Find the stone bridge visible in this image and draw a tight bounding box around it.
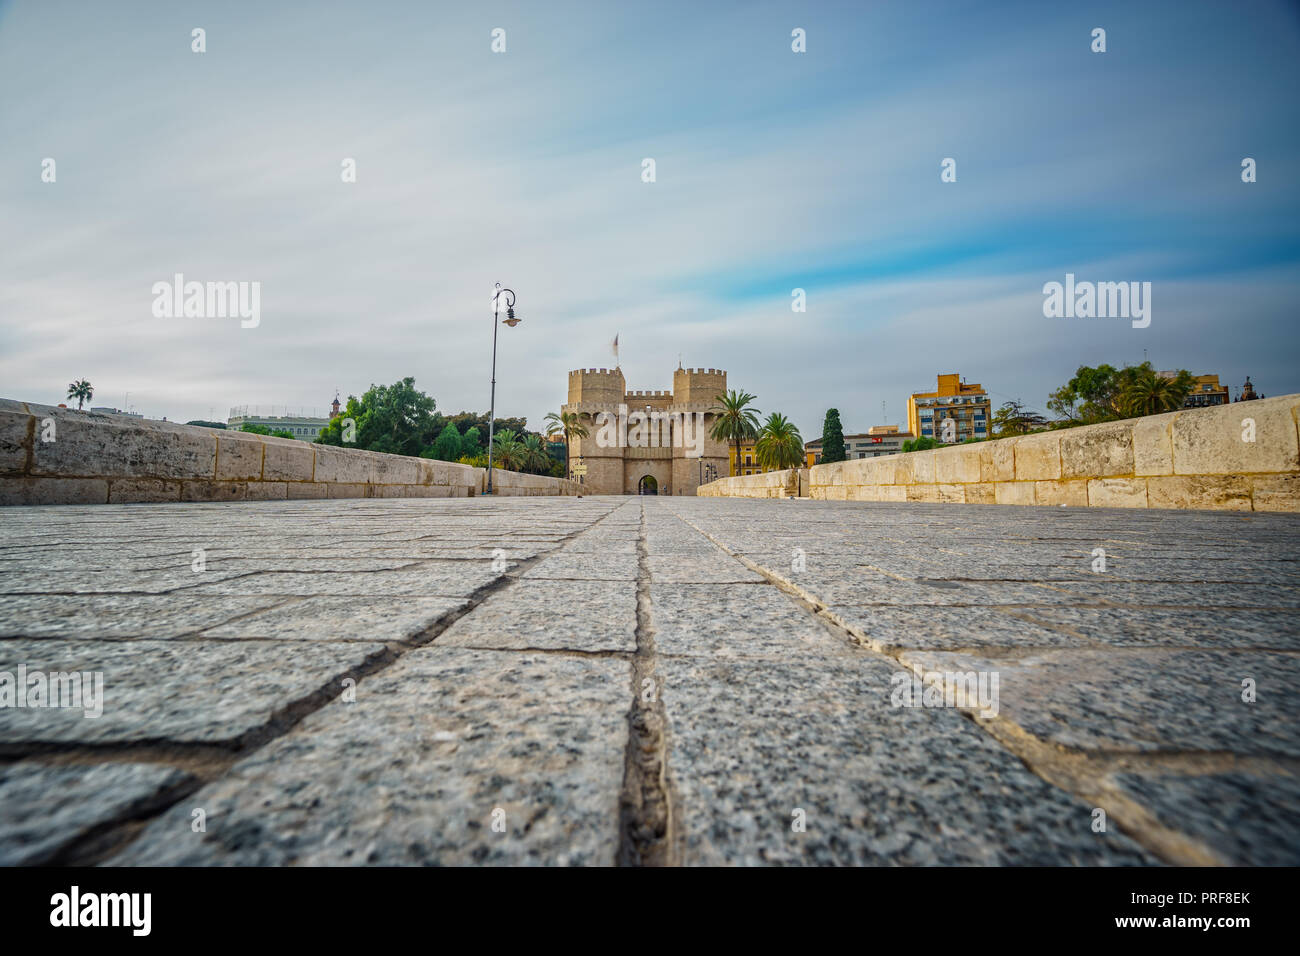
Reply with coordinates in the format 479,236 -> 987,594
0,495 -> 1296,865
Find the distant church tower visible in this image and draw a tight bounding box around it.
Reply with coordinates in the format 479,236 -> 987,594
331,393 -> 341,417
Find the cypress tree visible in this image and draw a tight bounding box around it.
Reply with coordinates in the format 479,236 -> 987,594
821,408 -> 846,463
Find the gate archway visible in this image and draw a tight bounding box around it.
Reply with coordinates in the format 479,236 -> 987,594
637,475 -> 658,495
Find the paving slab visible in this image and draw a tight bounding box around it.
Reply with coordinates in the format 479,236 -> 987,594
437,580 -> 637,652
1109,771 -> 1300,866
198,595 -> 468,643
659,653 -> 1156,866
0,638 -> 387,745
110,648 -> 629,865
0,593 -> 287,639
651,582 -> 849,660
0,761 -> 196,864
903,648 -> 1300,756
184,564 -> 503,597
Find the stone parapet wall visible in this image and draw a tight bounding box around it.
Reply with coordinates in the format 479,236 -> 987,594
697,468 -> 805,498
698,395 -> 1300,511
484,468 -> 584,496
0,399 -> 581,505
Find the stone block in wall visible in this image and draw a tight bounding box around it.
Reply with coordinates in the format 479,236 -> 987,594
1061,421 -> 1133,478
1250,474 -> 1300,512
1013,432 -> 1061,481
896,450 -> 935,484
1132,412 -> 1176,476
215,433 -> 263,481
935,444 -> 981,484
326,483 -> 370,498
1171,396 -> 1299,476
312,445 -> 370,484
369,452 -> 423,486
1087,477 -> 1148,508
1034,480 -> 1088,507
845,484 -> 879,501
182,480 -> 249,502
0,405 -> 32,474
964,482 -> 996,504
245,482 -> 288,500
980,437 -> 1015,483
905,484 -> 939,502
263,438 -> 314,482
286,483 -> 329,499
30,407 -> 216,480
936,483 -> 965,503
0,477 -> 107,506
877,484 -> 907,502
108,479 -> 182,503
994,482 -> 1035,506
1146,475 -> 1251,511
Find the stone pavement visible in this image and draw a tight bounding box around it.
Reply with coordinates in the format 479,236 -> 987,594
0,496 -> 1297,866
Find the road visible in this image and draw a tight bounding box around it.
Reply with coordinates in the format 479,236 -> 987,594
1,496 -> 1297,865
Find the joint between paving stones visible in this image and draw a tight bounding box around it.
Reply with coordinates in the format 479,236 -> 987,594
617,499 -> 677,866
13,501 -> 627,865
662,503 -> 1240,867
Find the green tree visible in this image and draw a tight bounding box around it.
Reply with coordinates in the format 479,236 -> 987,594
519,434 -> 551,474
709,390 -> 762,477
544,410 -> 589,477
316,377 -> 438,456
754,413 -> 805,471
446,412 -> 527,441
1048,362 -> 1194,426
1047,364 -> 1123,425
66,379 -> 93,410
820,408 -> 846,464
1118,365 -> 1194,417
186,420 -> 227,429
461,426 -> 482,452
241,423 -> 295,440
990,401 -> 1049,438
901,436 -> 943,452
425,423 -> 464,462
490,429 -> 525,471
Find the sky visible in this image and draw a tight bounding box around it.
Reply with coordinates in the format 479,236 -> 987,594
2,0 -> 1298,436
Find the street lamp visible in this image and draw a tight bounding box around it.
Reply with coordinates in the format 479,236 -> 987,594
485,283 -> 520,495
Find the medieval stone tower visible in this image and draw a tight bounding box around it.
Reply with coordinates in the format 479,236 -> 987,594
562,366 -> 731,495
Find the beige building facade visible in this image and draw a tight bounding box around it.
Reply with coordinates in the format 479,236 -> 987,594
562,366 -> 731,495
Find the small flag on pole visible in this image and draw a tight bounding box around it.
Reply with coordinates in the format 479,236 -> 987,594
611,333 -> 620,367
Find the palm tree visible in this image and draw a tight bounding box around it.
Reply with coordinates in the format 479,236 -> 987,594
543,410 -> 589,477
491,429 -> 525,472
709,390 -> 761,477
519,434 -> 551,474
755,412 -> 804,472
67,379 -> 93,410
1119,366 -> 1192,418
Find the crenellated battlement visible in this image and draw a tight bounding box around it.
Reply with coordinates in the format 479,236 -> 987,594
561,362 -> 730,493
673,366 -> 727,404
567,367 -> 626,404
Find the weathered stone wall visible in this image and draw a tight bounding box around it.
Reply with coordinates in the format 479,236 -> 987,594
484,467 -> 584,497
699,394 -> 1300,512
0,399 -> 582,505
697,467 -> 805,499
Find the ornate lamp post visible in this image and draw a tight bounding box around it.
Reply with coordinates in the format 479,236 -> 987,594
485,283 -> 520,495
